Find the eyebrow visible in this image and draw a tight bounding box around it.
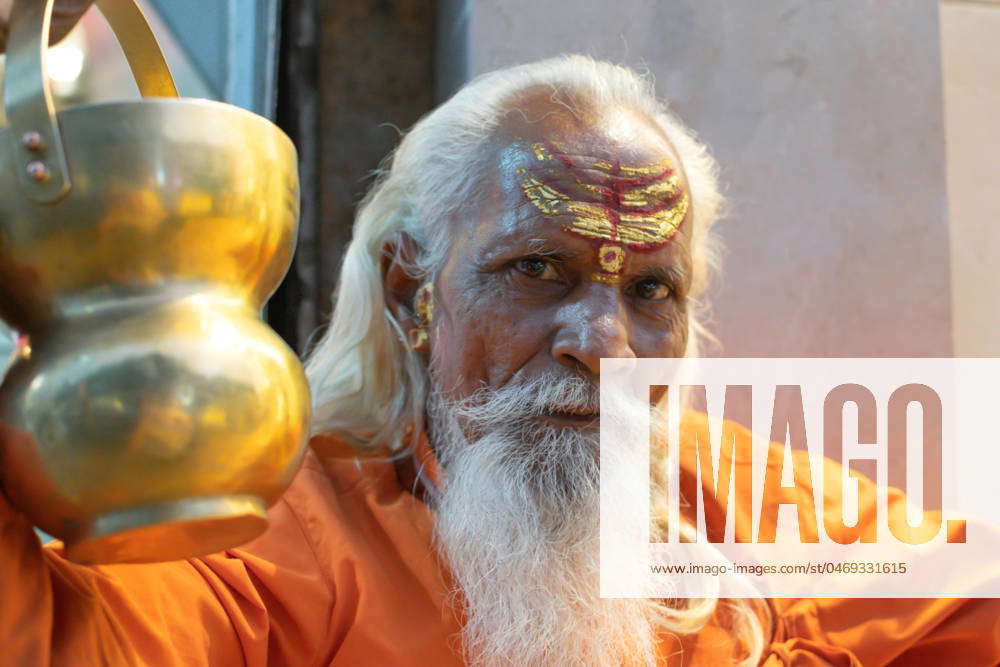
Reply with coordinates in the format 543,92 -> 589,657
639,262 -> 690,288
523,237 -> 588,260
473,232 -> 589,266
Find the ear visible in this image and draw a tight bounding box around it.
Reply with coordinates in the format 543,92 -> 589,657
381,231 -> 425,346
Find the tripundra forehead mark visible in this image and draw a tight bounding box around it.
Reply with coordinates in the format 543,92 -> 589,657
515,141 -> 689,283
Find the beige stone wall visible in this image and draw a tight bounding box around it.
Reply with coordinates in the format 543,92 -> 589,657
446,0 -> 955,357
941,0 -> 1000,355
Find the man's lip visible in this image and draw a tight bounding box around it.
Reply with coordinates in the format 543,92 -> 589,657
539,410 -> 600,426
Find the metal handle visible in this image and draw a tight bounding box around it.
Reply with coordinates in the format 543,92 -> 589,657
4,0 -> 179,204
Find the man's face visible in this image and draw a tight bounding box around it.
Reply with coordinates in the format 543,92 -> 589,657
427,102 -> 693,425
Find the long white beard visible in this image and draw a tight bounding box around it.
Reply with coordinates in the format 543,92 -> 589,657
427,372 -> 664,666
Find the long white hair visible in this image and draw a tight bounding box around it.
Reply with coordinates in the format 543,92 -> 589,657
305,55 -> 724,453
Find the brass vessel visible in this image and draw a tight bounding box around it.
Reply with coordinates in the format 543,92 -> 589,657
0,0 -> 310,564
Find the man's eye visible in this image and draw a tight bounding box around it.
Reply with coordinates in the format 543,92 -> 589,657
635,279 -> 671,301
514,257 -> 560,281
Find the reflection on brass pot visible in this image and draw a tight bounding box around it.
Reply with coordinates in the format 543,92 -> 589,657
0,0 -> 310,564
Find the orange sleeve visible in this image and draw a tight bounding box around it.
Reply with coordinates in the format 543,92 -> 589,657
764,449 -> 1000,666
0,484 -> 336,666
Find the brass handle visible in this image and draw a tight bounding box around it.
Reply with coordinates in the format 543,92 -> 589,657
4,0 -> 178,205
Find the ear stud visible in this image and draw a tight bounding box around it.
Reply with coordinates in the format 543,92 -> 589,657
408,282 -> 434,350
415,282 -> 434,325
408,327 -> 428,350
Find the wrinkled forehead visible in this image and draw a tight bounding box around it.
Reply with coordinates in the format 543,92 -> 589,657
480,96 -> 690,224
470,94 -> 692,258
490,91 -> 683,176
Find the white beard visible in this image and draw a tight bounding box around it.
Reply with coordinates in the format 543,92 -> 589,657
427,372 -> 665,666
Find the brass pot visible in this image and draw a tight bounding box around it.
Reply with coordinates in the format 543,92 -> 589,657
0,0 -> 310,564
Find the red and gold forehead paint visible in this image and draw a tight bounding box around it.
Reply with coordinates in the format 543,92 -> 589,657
516,141 -> 689,282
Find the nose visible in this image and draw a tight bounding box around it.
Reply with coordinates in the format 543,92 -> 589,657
551,285 -> 635,375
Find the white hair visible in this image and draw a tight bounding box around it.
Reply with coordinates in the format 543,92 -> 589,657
305,55 -> 724,453
429,372 -> 766,666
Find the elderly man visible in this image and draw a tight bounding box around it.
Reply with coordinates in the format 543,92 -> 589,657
1,4 -> 999,662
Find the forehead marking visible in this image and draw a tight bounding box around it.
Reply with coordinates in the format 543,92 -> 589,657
516,142 -> 689,282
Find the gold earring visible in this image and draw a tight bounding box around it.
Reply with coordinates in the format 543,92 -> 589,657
414,282 -> 434,325
408,327 -> 428,350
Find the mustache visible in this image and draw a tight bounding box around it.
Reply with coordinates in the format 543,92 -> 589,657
447,372 -> 601,427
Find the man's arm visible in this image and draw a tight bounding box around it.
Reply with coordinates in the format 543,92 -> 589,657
0,487 -> 245,664
0,472 -> 335,664
765,446 -> 1000,666
683,414 -> 1000,665
0,0 -> 94,53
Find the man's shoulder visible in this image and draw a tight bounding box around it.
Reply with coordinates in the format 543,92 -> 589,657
300,431 -> 402,496
277,435 -> 394,522
227,436 -> 403,582
245,432 -> 440,607
263,432 -> 431,555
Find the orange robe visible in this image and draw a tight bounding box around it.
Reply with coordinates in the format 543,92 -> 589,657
1,413 -> 998,665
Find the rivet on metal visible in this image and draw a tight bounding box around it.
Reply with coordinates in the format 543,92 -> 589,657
26,160 -> 50,182
21,131 -> 44,151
